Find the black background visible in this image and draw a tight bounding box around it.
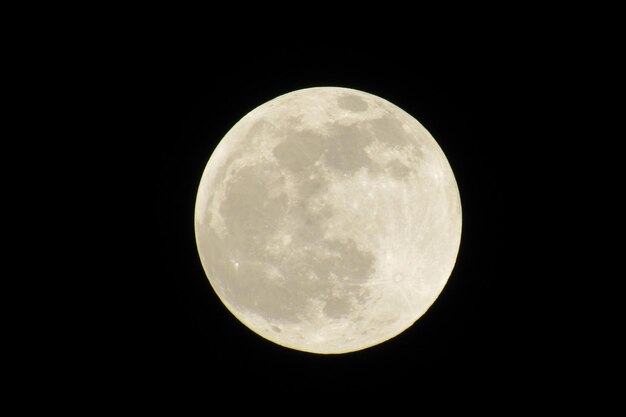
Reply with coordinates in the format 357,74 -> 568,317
79,19 -> 582,402
6,5 -> 616,410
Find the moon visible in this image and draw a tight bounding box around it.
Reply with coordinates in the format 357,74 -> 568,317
194,87 -> 461,354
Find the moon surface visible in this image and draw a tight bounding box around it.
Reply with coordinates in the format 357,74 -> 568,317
194,87 -> 461,354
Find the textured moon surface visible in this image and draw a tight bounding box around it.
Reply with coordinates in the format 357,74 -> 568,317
194,87 -> 461,354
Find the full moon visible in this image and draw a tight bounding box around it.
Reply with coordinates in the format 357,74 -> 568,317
194,87 -> 461,354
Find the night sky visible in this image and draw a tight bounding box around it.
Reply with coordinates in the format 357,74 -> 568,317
79,23 -> 577,401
